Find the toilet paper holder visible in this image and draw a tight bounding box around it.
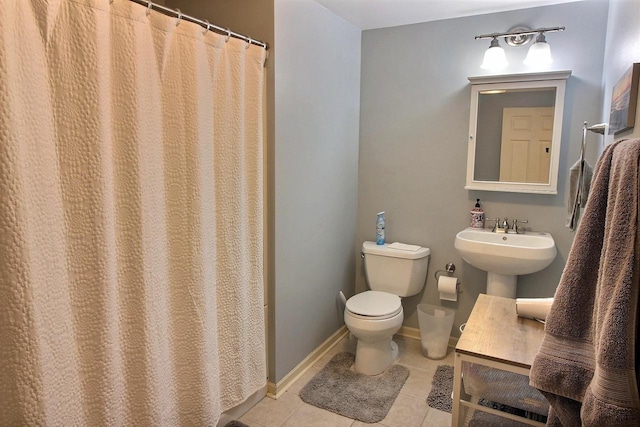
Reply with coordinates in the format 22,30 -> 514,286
434,263 -> 462,293
434,262 -> 456,280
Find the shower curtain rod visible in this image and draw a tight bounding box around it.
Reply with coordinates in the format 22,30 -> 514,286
126,0 -> 268,49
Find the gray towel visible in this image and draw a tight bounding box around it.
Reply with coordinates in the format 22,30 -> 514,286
530,139 -> 640,426
566,159 -> 593,231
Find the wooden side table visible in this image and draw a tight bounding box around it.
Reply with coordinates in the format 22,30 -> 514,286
452,294 -> 547,426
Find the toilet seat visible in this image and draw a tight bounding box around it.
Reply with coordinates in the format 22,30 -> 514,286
345,291 -> 402,320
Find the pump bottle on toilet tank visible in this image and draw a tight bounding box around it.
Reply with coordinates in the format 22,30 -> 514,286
376,211 -> 386,245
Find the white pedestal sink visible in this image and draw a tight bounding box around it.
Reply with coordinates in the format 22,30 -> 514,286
454,227 -> 557,298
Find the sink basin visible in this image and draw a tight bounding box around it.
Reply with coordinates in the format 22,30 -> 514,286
455,227 -> 557,297
455,228 -> 557,275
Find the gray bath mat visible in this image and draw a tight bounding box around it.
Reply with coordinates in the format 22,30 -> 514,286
299,352 -> 409,423
426,365 -> 454,413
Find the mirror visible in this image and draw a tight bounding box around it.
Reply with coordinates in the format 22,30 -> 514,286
466,71 -> 571,194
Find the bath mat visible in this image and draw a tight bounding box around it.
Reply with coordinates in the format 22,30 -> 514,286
299,352 -> 409,423
426,365 -> 454,413
468,410 -> 531,427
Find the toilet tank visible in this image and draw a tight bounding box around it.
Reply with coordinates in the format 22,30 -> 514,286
362,241 -> 430,297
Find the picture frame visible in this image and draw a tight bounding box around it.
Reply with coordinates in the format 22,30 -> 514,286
609,63 -> 640,135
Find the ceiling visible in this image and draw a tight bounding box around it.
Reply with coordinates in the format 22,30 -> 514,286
313,0 -> 584,30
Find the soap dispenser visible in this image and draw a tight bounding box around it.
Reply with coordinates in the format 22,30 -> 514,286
376,211 -> 386,245
470,199 -> 485,229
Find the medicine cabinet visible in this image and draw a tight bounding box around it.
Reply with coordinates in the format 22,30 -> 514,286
466,71 -> 571,194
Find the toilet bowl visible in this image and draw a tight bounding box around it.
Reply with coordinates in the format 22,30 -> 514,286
344,290 -> 404,375
344,242 -> 430,375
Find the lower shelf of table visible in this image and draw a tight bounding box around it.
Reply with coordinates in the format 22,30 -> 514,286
452,352 -> 548,427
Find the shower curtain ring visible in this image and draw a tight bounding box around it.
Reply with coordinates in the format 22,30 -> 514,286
225,29 -> 231,43
145,1 -> 153,17
202,20 -> 210,36
246,36 -> 252,49
175,9 -> 182,26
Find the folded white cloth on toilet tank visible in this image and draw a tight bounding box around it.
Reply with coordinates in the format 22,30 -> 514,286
388,242 -> 420,251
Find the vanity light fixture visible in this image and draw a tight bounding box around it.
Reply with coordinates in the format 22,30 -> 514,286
476,26 -> 565,69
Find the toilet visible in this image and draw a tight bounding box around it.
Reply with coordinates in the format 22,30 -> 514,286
344,241 -> 430,375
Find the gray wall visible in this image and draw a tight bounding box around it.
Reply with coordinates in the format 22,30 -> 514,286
357,0 -> 609,336
273,0 -> 361,382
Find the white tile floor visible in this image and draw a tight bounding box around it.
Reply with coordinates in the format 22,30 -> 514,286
240,334 -> 454,427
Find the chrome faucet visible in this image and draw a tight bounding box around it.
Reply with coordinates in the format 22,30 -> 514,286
490,217 -> 508,233
490,217 -> 529,233
492,218 -> 508,233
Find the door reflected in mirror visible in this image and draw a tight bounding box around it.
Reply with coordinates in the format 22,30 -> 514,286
466,72 -> 571,194
474,88 -> 556,183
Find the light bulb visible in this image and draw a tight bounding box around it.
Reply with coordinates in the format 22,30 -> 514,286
524,33 -> 553,66
481,38 -> 508,70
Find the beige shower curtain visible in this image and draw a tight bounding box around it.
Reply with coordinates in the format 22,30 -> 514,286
0,0 -> 266,425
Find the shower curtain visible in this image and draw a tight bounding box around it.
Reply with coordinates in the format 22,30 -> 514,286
0,0 -> 266,425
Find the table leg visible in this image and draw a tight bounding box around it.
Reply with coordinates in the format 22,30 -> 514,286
452,352 -> 463,426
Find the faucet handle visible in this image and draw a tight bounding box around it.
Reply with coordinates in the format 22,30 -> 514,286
513,219 -> 529,234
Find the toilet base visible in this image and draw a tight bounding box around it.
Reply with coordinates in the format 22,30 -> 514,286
354,338 -> 399,375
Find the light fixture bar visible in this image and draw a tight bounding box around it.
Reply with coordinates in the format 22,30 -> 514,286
475,26 -> 565,41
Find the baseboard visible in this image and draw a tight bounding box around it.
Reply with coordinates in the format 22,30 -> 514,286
397,325 -> 459,349
267,326 -> 349,399
397,325 -> 421,340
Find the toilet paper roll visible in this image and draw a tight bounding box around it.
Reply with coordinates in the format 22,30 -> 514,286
438,276 -> 458,301
516,297 -> 553,320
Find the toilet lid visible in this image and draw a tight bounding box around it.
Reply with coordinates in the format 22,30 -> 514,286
346,291 -> 401,317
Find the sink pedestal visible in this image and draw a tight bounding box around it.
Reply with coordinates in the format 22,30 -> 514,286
486,272 -> 517,298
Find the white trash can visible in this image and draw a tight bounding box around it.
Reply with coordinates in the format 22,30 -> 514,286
417,304 -> 455,359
